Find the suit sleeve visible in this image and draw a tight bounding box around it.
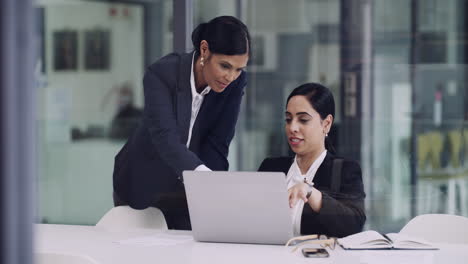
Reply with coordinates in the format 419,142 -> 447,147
199,72 -> 247,171
143,69 -> 203,177
258,158 -> 271,172
302,160 -> 366,237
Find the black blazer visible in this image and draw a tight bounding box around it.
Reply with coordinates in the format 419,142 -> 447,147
258,152 -> 366,238
113,52 -> 246,209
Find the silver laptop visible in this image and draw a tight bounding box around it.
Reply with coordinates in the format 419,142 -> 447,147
182,171 -> 294,245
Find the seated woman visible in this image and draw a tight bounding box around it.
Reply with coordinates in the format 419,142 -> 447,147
258,83 -> 366,238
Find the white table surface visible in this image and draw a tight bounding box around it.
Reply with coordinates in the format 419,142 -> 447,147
35,224 -> 468,264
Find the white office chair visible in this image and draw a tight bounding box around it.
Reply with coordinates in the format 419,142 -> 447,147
35,252 -> 99,264
96,205 -> 168,230
400,214 -> 468,244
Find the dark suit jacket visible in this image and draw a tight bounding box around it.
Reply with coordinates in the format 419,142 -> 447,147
113,52 -> 246,209
258,153 -> 366,238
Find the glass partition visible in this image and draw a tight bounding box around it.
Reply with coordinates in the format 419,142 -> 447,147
36,0 -> 173,225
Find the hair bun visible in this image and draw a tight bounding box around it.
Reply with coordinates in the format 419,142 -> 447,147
191,16 -> 250,56
191,23 -> 207,47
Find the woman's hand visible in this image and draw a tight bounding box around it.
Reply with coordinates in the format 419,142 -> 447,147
288,183 -> 323,212
288,182 -> 309,208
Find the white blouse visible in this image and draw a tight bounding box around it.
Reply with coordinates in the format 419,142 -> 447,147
187,53 -> 211,147
188,53 -> 211,171
286,150 -> 327,236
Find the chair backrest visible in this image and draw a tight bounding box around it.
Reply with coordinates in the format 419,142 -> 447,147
35,253 -> 99,264
96,205 -> 168,230
400,214 -> 468,244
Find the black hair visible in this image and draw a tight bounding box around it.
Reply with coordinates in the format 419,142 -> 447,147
191,16 -> 251,57
286,83 -> 336,153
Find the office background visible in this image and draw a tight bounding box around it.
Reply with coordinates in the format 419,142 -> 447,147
33,0 -> 468,235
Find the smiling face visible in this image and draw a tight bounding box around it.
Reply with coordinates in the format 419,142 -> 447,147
285,95 -> 332,159
196,40 -> 249,93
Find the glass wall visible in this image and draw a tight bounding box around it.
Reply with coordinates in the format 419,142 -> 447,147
412,0 -> 467,219
36,0 -> 172,225
370,0 -> 468,232
370,0 -> 414,231
239,0 -> 342,171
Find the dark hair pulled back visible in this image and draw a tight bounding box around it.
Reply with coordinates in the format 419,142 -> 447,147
286,83 -> 336,153
191,16 -> 251,57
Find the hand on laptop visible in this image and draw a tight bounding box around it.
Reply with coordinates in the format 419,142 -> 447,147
288,183 -> 309,208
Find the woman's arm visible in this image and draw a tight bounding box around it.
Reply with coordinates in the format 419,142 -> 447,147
143,67 -> 203,177
198,72 -> 246,171
302,160 -> 366,237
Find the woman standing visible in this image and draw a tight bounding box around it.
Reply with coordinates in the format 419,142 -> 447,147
113,16 -> 250,230
259,83 -> 366,237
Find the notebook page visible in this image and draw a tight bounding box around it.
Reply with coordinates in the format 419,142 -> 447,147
338,230 -> 391,249
386,233 -> 437,249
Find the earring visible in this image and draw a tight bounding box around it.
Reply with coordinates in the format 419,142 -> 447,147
326,133 -> 328,137
200,57 -> 204,66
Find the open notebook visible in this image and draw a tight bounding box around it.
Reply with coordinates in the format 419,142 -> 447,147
337,231 -> 438,250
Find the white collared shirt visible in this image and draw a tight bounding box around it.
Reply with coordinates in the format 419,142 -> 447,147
286,150 -> 327,236
188,53 -> 212,171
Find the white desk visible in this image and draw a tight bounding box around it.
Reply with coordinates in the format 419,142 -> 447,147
35,224 -> 468,264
